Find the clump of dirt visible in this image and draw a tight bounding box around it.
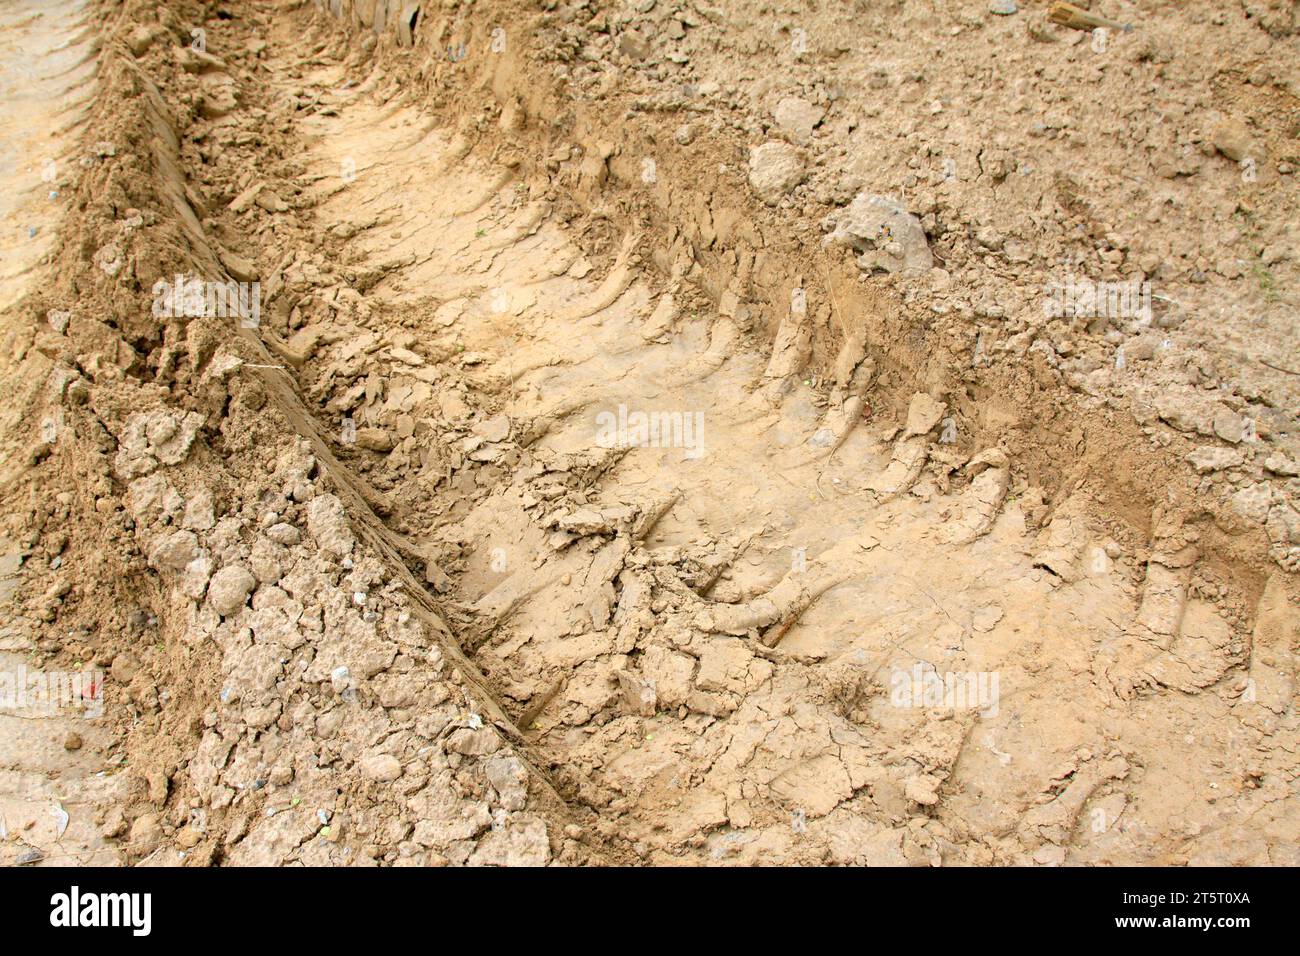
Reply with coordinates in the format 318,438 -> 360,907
0,0 -> 1296,867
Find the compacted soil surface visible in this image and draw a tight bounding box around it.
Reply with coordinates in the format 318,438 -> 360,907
0,0 -> 1295,866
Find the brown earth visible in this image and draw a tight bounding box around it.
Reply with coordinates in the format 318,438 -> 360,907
0,0 -> 1296,867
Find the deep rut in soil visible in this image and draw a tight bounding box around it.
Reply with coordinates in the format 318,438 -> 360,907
229,10 -> 1294,864
3,0 -> 1295,869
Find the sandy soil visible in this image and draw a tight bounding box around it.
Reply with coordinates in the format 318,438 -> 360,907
0,0 -> 1295,867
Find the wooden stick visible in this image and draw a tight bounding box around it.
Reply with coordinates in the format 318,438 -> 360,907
1048,2 -> 1133,33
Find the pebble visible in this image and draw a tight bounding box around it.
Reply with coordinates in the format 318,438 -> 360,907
207,564 -> 257,617
747,142 -> 806,205
360,753 -> 402,782
1211,118 -> 1254,163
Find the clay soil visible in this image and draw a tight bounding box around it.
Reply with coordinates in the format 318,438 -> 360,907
0,0 -> 1296,867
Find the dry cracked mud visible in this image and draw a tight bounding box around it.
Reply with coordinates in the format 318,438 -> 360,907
0,0 -> 1296,868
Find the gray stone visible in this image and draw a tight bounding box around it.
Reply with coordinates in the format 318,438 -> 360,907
823,192 -> 933,275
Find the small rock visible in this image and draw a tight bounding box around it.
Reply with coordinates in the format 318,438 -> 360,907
972,605 -> 1004,632
219,249 -> 259,283
555,509 -> 612,535
63,732 -> 83,751
182,491 -> 216,532
129,813 -> 163,846
388,346 -> 424,366
617,31 -> 649,60
472,414 -> 511,443
199,89 -> 239,120
355,427 -> 393,452
306,494 -> 356,557
616,670 -> 657,716
904,775 -> 940,806
111,652 -> 141,682
1156,394 -> 1214,436
484,755 -> 528,812
446,727 -> 501,756
1230,483 -> 1273,523
179,47 -> 228,74
1211,118 -> 1255,163
359,752 -> 402,782
228,183 -> 264,214
264,522 -> 301,546
148,530 -> 200,573
823,192 -> 934,275
904,393 -> 947,437
807,427 -> 835,448
1264,453 -> 1299,477
126,26 -> 154,57
207,564 -> 256,617
773,97 -> 826,145
1186,446 -> 1243,474
255,189 -> 289,213
747,142 -> 806,205
1213,408 -> 1246,445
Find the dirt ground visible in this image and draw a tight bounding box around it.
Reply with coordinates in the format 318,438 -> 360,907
0,0 -> 1296,867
